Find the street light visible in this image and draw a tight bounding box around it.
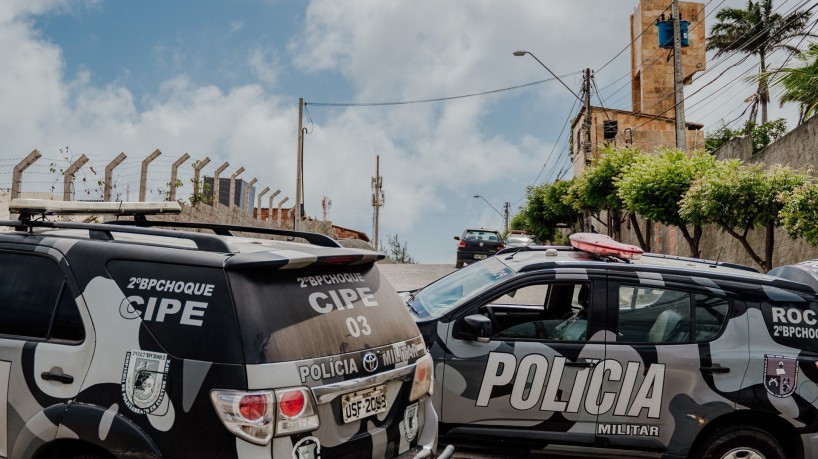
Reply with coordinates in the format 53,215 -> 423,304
513,50 -> 583,103
473,195 -> 509,234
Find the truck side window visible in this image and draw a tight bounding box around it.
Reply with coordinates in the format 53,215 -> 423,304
0,253 -> 64,339
49,286 -> 85,342
490,283 -> 590,341
618,285 -> 729,343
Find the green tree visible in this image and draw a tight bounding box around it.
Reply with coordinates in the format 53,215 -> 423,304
570,147 -> 643,241
520,184 -> 559,243
381,234 -> 416,264
618,149 -> 718,258
707,0 -> 815,123
516,180 -> 580,244
781,181 -> 818,245
704,118 -> 788,153
770,43 -> 818,124
680,162 -> 809,271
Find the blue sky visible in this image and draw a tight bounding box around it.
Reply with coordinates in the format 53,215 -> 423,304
0,0 -> 801,263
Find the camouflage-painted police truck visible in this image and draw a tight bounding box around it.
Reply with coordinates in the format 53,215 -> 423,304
0,199 -> 446,459
406,233 -> 818,459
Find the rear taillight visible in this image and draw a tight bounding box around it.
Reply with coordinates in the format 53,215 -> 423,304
240,394 -> 268,421
210,390 -> 275,445
410,354 -> 434,401
211,387 -> 319,444
497,243 -> 505,251
458,240 -> 466,248
274,387 -> 319,436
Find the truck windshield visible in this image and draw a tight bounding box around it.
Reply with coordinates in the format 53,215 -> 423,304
410,257 -> 515,319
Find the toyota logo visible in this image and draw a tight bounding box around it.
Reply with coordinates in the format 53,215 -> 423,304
362,352 -> 379,373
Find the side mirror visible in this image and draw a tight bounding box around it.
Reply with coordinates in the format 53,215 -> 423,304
462,314 -> 492,343
454,236 -> 461,241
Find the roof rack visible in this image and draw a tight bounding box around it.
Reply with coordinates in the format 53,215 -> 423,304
3,199 -> 342,251
641,253 -> 758,273
106,220 -> 341,248
0,219 -> 235,252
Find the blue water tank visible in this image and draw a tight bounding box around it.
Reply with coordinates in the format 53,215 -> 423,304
656,20 -> 689,48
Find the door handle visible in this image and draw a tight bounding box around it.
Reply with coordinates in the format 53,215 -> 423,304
700,366 -> 730,374
41,371 -> 74,384
565,360 -> 595,368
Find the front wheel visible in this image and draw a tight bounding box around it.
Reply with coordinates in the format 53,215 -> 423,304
694,425 -> 785,459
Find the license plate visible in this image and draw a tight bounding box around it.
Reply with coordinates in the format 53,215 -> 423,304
341,385 -> 388,423
474,254 -> 488,260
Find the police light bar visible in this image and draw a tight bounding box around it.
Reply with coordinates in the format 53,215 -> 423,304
10,199 -> 182,216
569,233 -> 643,260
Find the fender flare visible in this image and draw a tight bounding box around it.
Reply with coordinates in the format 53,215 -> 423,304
54,403 -> 161,457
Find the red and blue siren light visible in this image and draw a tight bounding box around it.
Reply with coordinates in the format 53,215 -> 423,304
569,233 -> 644,260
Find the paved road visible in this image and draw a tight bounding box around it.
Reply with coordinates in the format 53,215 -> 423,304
377,263 -> 456,292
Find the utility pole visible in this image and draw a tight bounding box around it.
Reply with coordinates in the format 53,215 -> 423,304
583,68 -> 593,233
583,68 -> 592,162
503,201 -> 510,235
371,156 -> 384,252
322,195 -> 332,222
671,0 -> 687,150
295,97 -> 304,231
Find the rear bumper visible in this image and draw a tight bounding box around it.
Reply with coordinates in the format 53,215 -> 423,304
456,251 -> 493,262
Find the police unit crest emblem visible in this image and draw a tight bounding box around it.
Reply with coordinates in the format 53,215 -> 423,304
403,402 -> 419,442
764,355 -> 797,398
121,350 -> 170,414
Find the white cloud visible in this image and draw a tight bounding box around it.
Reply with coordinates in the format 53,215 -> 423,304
228,20 -> 244,37
0,0 -> 797,263
248,47 -> 279,86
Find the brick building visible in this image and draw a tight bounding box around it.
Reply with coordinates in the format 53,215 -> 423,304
572,0 -> 707,175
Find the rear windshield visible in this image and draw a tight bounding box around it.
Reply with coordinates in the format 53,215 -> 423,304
228,263 -> 419,363
464,230 -> 500,241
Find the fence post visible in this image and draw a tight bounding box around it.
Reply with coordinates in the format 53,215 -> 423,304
244,178 -> 257,215
139,149 -> 161,202
268,189 -> 281,221
104,152 -> 127,201
277,196 -> 289,226
228,167 -> 245,210
169,153 -> 190,202
192,157 -> 211,204
63,154 -> 89,201
212,162 -> 229,206
11,150 -> 41,199
256,186 -> 270,220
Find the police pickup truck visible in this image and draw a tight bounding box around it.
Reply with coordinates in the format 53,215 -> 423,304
406,232 -> 818,459
0,199 -> 449,459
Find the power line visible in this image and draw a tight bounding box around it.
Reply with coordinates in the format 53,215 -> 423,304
307,72 -> 583,108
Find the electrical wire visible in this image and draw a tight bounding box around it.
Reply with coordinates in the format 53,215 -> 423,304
306,72 -> 583,108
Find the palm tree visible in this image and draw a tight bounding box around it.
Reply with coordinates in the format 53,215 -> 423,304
771,43 -> 818,124
707,0 -> 815,124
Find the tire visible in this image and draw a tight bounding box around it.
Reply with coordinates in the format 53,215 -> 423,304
694,425 -> 785,459
455,260 -> 464,268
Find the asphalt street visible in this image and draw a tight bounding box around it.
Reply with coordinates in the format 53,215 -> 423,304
377,263 -> 456,292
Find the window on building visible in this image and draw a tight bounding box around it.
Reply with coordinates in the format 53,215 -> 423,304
603,120 -> 618,140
